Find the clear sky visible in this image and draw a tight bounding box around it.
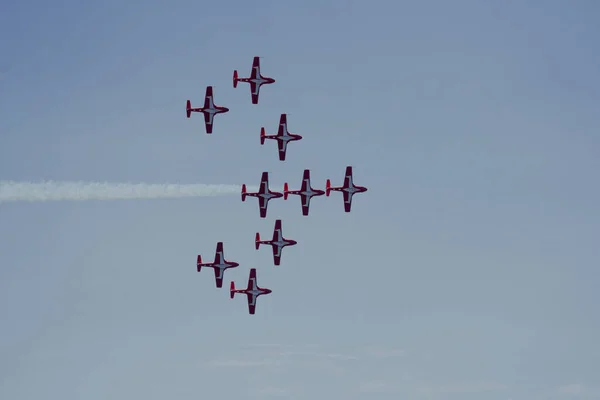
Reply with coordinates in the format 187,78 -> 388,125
1,0 -> 600,399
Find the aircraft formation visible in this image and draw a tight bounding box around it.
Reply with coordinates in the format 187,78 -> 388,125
188,57 -> 368,314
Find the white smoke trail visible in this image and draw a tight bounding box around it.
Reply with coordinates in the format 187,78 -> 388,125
0,181 -> 259,203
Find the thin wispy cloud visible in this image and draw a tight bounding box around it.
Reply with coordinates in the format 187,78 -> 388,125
205,344 -> 514,398
558,383 -> 600,396
205,357 -> 282,368
241,343 -> 404,361
254,386 -> 288,397
202,342 -> 365,384
416,381 -> 508,395
362,345 -> 406,358
359,380 -> 404,393
560,384 -> 585,396
236,343 -> 360,361
242,343 -> 296,349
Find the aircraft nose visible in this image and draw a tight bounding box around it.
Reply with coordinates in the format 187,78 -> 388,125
223,107 -> 230,112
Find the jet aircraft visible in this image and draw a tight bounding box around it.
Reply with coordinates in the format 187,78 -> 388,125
260,113 -> 302,161
255,219 -> 297,266
241,172 -> 283,218
186,86 -> 229,134
233,56 -> 275,104
283,169 -> 325,216
326,166 -> 368,212
230,268 -> 272,315
197,242 -> 239,288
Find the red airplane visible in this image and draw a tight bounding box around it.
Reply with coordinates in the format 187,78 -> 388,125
283,169 -> 325,216
196,242 -> 239,288
233,56 -> 275,104
261,113 -> 303,161
326,166 -> 368,212
186,86 -> 229,134
230,268 -> 272,315
255,219 -> 297,266
241,171 -> 283,218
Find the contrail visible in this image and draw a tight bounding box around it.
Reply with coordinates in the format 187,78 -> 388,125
0,181 -> 259,203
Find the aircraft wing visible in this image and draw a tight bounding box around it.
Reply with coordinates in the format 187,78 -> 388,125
343,191 -> 352,213
249,57 -> 261,104
204,86 -> 213,108
259,196 -> 268,218
271,220 -> 282,265
275,115 -> 289,160
277,114 -> 287,136
246,268 -> 258,314
246,293 -> 257,314
203,112 -> 213,134
250,57 -> 260,79
277,139 -> 288,161
247,268 -> 258,290
301,169 -> 310,191
215,242 -> 224,264
250,83 -> 259,104
258,172 -> 269,218
202,86 -> 215,133
300,170 -> 312,215
272,219 -> 282,241
343,166 -> 353,189
301,195 -> 311,216
259,172 -> 269,194
271,244 -> 282,266
213,267 -> 224,288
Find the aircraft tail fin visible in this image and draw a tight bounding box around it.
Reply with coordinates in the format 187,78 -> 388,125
283,182 -> 289,200
326,179 -> 331,196
260,127 -> 266,145
197,255 -> 202,271
233,70 -> 239,88
186,100 -> 192,118
241,184 -> 247,201
230,281 -> 235,299
255,232 -> 260,249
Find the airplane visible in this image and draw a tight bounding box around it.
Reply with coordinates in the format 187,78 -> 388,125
233,56 -> 275,104
255,219 -> 297,266
326,166 -> 368,212
241,171 -> 283,218
261,113 -> 303,161
186,86 -> 229,134
230,268 -> 272,315
283,169 -> 325,216
196,242 -> 239,288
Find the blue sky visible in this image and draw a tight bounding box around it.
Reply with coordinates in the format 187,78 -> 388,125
1,0 -> 600,398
